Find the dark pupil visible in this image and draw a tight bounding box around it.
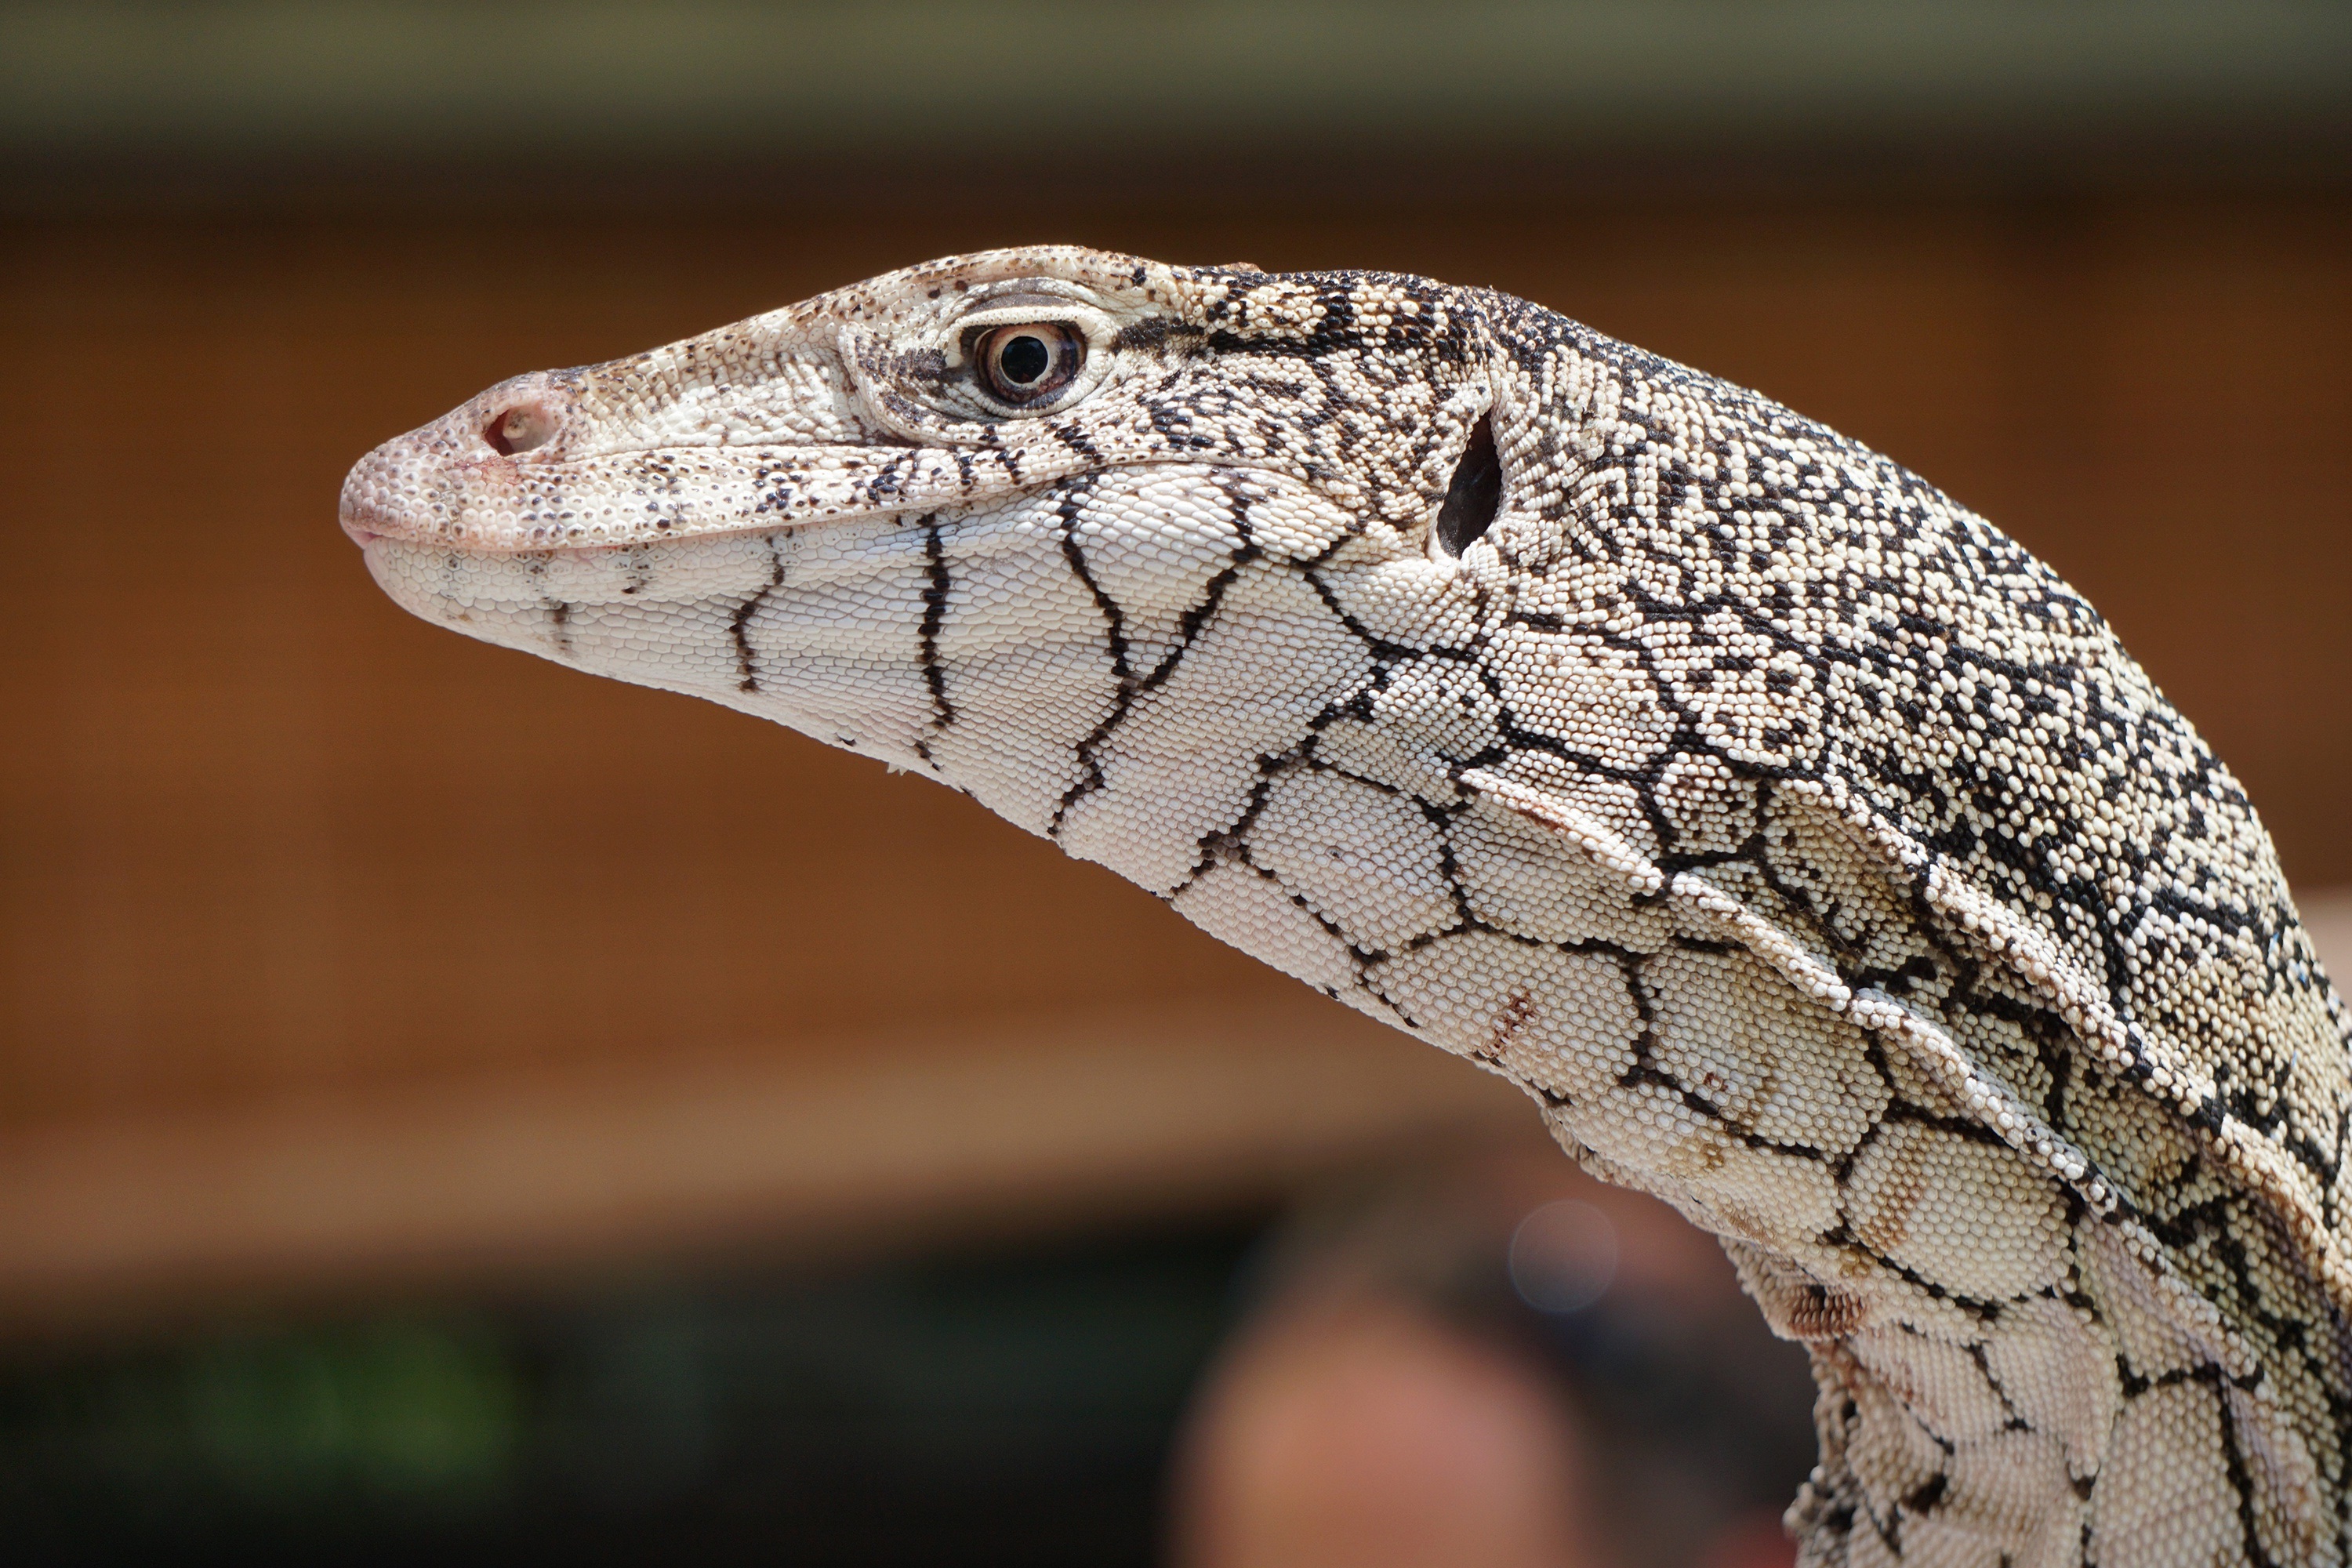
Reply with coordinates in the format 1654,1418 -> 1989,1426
998,333 -> 1051,386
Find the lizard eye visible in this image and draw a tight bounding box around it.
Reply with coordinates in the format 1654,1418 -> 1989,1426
975,322 -> 1083,405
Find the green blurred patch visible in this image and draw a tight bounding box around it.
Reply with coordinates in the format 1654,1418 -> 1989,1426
15,1317 -> 518,1510
187,1319 -> 519,1500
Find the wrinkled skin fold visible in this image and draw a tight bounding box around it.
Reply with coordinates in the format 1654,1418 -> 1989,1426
344,247 -> 2352,1566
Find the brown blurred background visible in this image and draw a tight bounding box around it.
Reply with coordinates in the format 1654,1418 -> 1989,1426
2,3 -> 2348,1564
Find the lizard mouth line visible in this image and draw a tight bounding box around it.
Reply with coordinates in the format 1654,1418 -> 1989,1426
342,497 -> 873,558
338,453 -> 1319,557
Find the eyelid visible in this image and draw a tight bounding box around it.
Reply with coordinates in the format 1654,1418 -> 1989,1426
956,305 -> 1097,332
964,289 -> 1073,313
949,307 -> 1102,368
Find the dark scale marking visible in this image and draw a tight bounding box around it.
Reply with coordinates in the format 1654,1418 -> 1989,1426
1048,478 -> 1264,837
619,546 -> 653,597
729,535 -> 789,693
913,514 -> 956,764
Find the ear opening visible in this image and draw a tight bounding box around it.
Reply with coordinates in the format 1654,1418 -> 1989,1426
1435,413 -> 1501,557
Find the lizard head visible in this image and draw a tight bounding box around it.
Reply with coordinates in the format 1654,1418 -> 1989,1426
342,245 -> 1520,890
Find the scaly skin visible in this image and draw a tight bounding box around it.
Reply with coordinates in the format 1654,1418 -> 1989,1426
343,247 -> 2352,1566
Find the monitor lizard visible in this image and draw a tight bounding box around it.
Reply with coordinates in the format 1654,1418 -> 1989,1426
341,246 -> 2352,1566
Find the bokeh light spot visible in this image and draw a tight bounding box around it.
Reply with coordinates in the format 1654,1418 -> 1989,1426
1506,1200 -> 1618,1314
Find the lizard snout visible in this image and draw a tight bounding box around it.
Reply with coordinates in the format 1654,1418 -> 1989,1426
339,372 -> 576,549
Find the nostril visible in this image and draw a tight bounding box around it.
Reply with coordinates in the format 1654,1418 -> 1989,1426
485,402 -> 557,456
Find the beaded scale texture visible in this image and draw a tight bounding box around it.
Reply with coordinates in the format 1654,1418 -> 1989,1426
343,248 -> 2351,1566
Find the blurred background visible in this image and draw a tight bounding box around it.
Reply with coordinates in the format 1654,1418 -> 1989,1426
2,2 -> 2348,1563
